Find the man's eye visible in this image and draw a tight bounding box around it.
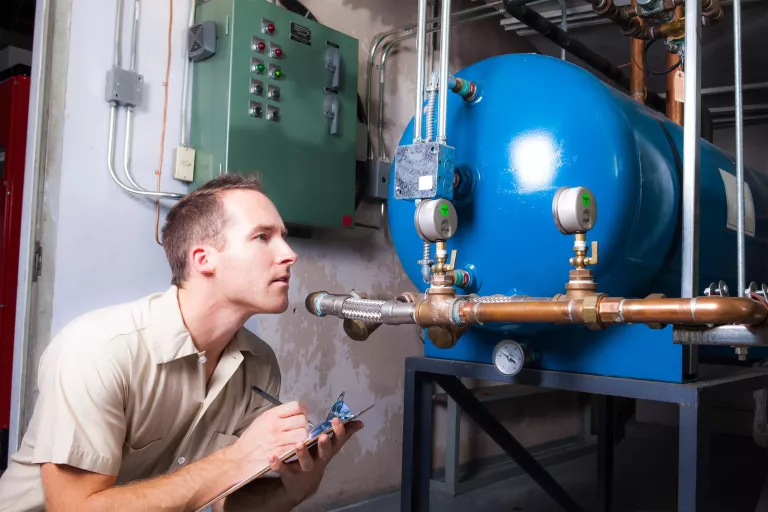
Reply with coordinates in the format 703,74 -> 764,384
255,233 -> 268,241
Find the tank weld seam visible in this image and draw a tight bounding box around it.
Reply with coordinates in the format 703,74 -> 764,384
617,299 -> 626,323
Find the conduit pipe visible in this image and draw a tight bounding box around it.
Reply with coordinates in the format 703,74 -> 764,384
376,9 -> 501,159
365,1 -> 502,158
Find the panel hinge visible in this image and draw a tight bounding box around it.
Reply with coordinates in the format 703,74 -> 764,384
32,242 -> 43,282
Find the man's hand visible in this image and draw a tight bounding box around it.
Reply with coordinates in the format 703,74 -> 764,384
267,417 -> 365,506
229,401 -> 311,477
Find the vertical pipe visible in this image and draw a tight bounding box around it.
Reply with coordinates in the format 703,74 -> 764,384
437,0 -> 452,144
629,0 -> 645,104
666,7 -> 684,126
129,0 -> 140,72
681,0 -> 702,300
115,0 -> 124,68
414,0 -> 428,143
558,0 -> 567,61
734,0 -> 745,297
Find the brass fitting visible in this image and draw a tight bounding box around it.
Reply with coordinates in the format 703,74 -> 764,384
569,233 -> 599,269
415,288 -> 458,327
427,325 -> 466,349
431,241 -> 457,276
343,319 -> 382,341
565,233 -> 599,299
582,294 -> 605,330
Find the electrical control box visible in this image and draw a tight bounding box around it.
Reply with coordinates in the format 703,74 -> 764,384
189,0 -> 359,230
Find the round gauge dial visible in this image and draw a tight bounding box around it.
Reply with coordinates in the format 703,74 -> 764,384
492,340 -> 526,376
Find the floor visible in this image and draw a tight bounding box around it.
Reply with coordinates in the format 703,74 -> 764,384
329,421 -> 768,512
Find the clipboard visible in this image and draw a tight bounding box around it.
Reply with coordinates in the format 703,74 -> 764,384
195,396 -> 374,512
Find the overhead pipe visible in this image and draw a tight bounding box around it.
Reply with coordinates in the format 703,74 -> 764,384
501,0 -> 667,113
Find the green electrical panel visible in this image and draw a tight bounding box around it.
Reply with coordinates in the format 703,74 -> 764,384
190,0 -> 359,230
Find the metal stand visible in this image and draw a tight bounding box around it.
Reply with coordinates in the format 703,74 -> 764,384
400,356 -> 768,512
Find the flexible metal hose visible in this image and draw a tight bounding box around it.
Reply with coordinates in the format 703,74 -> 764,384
425,70 -> 439,142
341,298 -> 387,322
421,242 -> 432,283
466,295 -> 552,303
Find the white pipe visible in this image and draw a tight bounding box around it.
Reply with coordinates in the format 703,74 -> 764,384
414,0 -> 428,143
681,0 -> 702,300
437,0 -> 452,144
734,0 -> 745,296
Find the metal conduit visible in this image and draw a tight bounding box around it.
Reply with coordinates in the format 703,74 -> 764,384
376,9 -> 502,159
365,1 -> 503,159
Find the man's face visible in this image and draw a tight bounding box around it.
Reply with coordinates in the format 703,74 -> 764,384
210,189 -> 297,314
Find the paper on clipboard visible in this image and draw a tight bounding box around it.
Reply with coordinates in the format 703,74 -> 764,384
195,397 -> 374,512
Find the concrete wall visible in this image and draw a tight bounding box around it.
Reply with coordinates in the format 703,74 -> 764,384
17,0 -> 581,508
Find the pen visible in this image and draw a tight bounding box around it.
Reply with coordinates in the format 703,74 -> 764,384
251,385 -> 315,429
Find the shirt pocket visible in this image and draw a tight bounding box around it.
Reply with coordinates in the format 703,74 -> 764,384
203,432 -> 239,458
117,438 -> 165,484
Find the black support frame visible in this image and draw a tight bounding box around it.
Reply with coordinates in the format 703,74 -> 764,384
400,357 -> 768,512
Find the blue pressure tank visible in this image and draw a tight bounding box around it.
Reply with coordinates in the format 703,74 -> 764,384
387,53 -> 768,382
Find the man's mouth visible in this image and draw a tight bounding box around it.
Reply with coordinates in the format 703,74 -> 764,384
272,275 -> 290,284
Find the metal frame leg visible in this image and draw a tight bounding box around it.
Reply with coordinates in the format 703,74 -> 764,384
678,397 -> 710,512
596,396 -> 615,512
444,396 -> 461,494
433,374 -> 583,512
401,368 -> 434,512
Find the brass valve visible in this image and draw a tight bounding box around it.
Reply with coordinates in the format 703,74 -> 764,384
432,240 -> 458,275
569,233 -> 599,270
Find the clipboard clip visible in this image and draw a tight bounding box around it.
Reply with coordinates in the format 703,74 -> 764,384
307,391 -> 359,439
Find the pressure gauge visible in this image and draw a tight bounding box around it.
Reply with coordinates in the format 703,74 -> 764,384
492,340 -> 528,376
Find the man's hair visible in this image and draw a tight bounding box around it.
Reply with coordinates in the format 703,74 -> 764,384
161,173 -> 265,287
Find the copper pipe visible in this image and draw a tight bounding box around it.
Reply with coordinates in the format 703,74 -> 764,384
629,0 -> 645,103
615,297 -> 767,325
457,296 -> 767,328
666,6 -> 684,125
459,300 -> 578,325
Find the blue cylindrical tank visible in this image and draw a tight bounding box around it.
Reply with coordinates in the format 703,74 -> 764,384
388,54 -> 768,336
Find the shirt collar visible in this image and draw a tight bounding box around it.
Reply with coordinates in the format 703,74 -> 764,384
147,286 -> 262,364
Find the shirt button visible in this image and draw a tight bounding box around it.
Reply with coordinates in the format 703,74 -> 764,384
178,456 -> 186,465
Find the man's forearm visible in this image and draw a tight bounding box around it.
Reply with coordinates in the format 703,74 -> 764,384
80,447 -> 249,512
221,478 -> 298,512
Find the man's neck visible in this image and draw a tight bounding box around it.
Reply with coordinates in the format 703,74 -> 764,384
176,284 -> 250,356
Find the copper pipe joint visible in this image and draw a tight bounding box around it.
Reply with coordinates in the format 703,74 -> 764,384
415,290 -> 459,327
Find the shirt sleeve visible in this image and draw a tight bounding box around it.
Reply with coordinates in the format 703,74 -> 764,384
31,335 -> 128,476
233,349 -> 281,438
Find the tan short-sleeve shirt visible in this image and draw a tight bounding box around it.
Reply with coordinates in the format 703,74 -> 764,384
0,286 -> 281,512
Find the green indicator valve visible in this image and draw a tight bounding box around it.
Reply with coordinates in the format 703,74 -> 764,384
440,204 -> 450,217
256,63 -> 265,73
582,194 -> 590,207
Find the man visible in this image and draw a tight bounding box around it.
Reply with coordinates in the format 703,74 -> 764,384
0,174 -> 363,511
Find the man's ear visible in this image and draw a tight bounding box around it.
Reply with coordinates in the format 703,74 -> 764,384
189,245 -> 216,277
